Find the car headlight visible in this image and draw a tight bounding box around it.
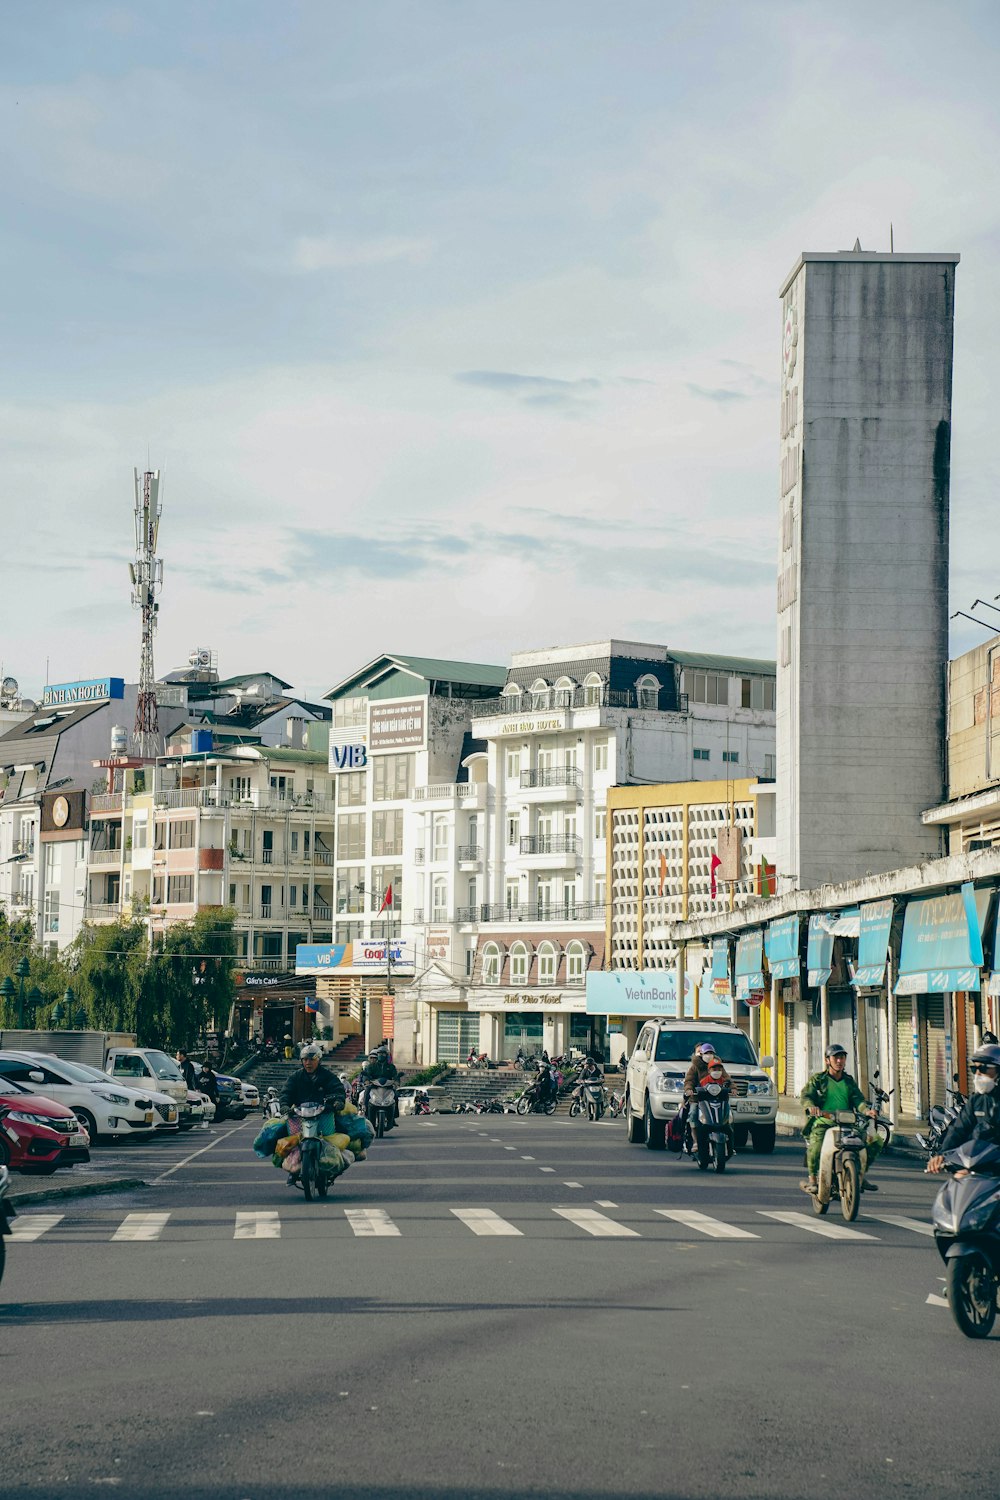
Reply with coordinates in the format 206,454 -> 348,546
96,1091 -> 130,1105
749,1079 -> 774,1096
8,1110 -> 59,1128
652,1072 -> 683,1092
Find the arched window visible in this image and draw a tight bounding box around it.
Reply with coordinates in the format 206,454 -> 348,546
537,941 -> 558,987
554,675 -> 575,708
482,942 -> 501,985
431,876 -> 448,922
583,672 -> 603,707
530,678 -> 550,710
509,941 -> 530,985
566,940 -> 588,986
637,674 -> 660,711
502,681 -> 521,702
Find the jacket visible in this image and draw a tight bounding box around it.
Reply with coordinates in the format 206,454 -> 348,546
281,1065 -> 348,1113
683,1057 -> 714,1099
799,1069 -> 866,1135
178,1057 -> 197,1090
939,1089 -> 1000,1153
361,1052 -> 399,1084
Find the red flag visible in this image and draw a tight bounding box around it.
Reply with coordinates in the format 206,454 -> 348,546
710,854 -> 722,901
377,885 -> 393,914
757,859 -> 775,898
658,852 -> 668,896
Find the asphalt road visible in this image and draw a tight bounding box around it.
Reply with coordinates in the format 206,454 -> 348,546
2,1111 -> 995,1500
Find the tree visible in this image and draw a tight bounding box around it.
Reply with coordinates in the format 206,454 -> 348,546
0,905 -> 74,1027
71,919 -> 147,1034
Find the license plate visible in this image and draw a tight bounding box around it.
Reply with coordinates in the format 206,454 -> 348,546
167,1108 -> 177,1122
144,1111 -> 154,1124
732,1101 -> 753,1113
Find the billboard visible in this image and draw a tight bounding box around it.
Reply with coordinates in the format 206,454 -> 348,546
369,698 -> 426,752
43,677 -> 124,707
295,940 -> 415,976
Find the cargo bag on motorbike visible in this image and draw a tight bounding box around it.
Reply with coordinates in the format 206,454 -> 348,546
667,1112 -> 685,1153
319,1138 -> 353,1177
339,1113 -> 374,1151
253,1117 -> 289,1158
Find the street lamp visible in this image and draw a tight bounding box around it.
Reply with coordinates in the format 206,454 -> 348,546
64,986 -> 76,1029
27,986 -> 43,1026
50,1002 -> 65,1028
0,976 -> 14,1021
15,955 -> 30,1027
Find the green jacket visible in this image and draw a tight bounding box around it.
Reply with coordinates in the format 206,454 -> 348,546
800,1068 -> 866,1134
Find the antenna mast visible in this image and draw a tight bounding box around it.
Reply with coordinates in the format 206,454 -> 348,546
130,468 -> 164,758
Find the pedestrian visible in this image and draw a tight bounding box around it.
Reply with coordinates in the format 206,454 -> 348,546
175,1048 -> 197,1091
283,1030 -> 293,1060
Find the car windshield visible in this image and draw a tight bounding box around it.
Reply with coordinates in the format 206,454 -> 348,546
39,1058 -> 102,1084
653,1030 -> 757,1066
0,1074 -> 30,1095
144,1051 -> 184,1080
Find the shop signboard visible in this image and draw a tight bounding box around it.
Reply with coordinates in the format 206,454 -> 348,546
369,698 -> 426,752
42,676 -> 124,707
735,929 -> 764,1001
852,898 -> 894,988
765,915 -> 799,980
586,970 -> 729,1020
296,940 -> 415,976
710,938 -> 731,997
807,915 -> 835,987
466,990 -> 586,1012
895,886 -> 991,995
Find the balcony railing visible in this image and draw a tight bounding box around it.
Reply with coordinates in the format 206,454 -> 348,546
85,901 -> 121,920
456,901 -> 606,924
89,848 -> 123,866
412,783 -> 481,802
260,903 -> 273,919
312,849 -> 335,865
246,957 -> 284,970
90,792 -> 123,814
313,903 -> 333,921
471,686 -> 678,717
518,835 -> 582,857
413,849 -> 425,865
154,788 -> 334,813
411,908 -> 424,922
456,844 -> 481,861
520,768 -> 582,790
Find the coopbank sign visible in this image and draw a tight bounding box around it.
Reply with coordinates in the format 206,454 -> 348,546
586,970 -> 731,1019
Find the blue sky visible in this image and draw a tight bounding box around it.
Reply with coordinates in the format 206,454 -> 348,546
3,1 -> 999,699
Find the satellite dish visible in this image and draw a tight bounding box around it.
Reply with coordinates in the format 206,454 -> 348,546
1,676 -> 18,698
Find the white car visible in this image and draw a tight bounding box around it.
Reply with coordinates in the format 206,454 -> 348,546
240,1082 -> 260,1111
624,1019 -> 777,1153
53,1058 -> 181,1133
0,1051 -> 178,1143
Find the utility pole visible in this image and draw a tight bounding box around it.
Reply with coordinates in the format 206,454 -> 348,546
131,469 -> 164,758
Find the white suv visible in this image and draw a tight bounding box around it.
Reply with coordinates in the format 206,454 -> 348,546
624,1020 -> 777,1153
0,1051 -> 179,1143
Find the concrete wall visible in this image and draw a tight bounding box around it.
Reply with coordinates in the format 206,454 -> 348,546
947,634 -> 1000,799
777,252 -> 958,889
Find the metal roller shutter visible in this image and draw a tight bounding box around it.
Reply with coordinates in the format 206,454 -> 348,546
924,995 -> 946,1109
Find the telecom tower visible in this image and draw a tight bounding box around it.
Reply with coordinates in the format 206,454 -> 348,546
130,468 -> 164,758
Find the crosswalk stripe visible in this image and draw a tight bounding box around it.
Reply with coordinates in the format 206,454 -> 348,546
758,1211 -> 879,1242
656,1209 -> 759,1240
344,1208 -> 400,1237
554,1208 -> 639,1238
869,1214 -> 934,1237
111,1212 -> 171,1242
451,1208 -> 523,1237
926,1293 -> 949,1307
7,1213 -> 63,1241
234,1211 -> 280,1240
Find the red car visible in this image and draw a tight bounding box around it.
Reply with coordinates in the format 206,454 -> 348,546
0,1073 -> 91,1174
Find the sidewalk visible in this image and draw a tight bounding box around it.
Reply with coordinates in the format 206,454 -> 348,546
6,1172 -> 147,1207
775,1094 -> 926,1159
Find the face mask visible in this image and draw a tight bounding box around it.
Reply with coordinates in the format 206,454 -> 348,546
709,1067 -> 723,1079
973,1074 -> 996,1095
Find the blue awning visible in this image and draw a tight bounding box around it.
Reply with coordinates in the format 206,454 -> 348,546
851,898 -> 894,989
895,885 -> 991,995
807,915 -> 835,987
765,915 -> 799,980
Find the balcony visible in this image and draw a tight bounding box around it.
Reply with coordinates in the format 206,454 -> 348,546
312,849 -> 335,866
85,902 -> 121,922
456,843 -> 482,871
457,901 -> 605,925
154,787 -> 334,814
518,767 -> 583,802
90,792 -> 123,815
412,783 -> 485,807
471,686 -> 674,718
519,835 -> 581,860
313,903 -> 333,922
89,848 -> 123,866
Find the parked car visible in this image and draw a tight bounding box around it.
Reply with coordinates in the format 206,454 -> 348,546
623,1019 -> 777,1152
240,1081 -> 260,1111
0,1050 -> 168,1145
211,1072 -> 247,1121
104,1048 -> 193,1123
0,1073 -> 91,1174
397,1084 -> 455,1115
41,1057 -> 180,1132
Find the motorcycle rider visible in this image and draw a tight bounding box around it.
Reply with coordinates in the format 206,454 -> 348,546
359,1042 -> 400,1120
927,1044 -> 1000,1174
800,1042 -> 879,1194
535,1057 -> 558,1106
280,1042 -> 347,1115
572,1054 -> 604,1106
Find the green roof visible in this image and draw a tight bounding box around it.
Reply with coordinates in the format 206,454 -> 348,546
325,653 -> 506,700
669,650 -> 776,676
248,746 -> 329,765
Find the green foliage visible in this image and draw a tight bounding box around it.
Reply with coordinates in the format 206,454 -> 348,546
399,1063 -> 449,1087
0,905 -> 75,1027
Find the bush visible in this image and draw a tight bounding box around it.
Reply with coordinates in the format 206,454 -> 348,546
400,1063 -> 449,1087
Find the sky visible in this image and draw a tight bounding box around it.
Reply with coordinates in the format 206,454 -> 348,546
2,0 -> 999,702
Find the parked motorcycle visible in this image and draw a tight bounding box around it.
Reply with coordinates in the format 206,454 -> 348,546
515,1084 -> 557,1116
684,1081 -> 732,1173
466,1051 -> 490,1069
366,1083 -> 397,1138
810,1074 -> 893,1220
917,1072 -> 968,1153
931,1138 -> 1000,1338
263,1087 -> 284,1120
0,1164 -> 15,1286
569,1080 -> 606,1121
607,1086 -> 626,1120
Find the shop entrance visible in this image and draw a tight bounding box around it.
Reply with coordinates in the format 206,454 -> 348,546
262,1003 -> 296,1050
502,1013 -> 543,1061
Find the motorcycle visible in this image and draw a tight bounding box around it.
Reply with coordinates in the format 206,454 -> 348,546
931,1138 -> 1000,1338
0,1164 -> 15,1287
290,1100 -> 337,1202
366,1083 -> 397,1138
685,1081 -> 733,1173
809,1074 -> 893,1221
607,1086 -> 626,1120
515,1083 -> 557,1116
569,1079 -> 606,1121
263,1087 -> 284,1120
917,1072 -> 968,1153
466,1051 -> 490,1069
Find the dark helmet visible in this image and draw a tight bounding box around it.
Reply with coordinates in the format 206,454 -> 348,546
825,1042 -> 847,1059
970,1044 -> 1000,1070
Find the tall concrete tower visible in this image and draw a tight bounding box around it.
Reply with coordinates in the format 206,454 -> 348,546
775,248 -> 960,892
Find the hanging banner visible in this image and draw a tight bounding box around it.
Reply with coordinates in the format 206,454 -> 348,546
895,889 -> 991,995
295,940 -> 415,976
852,898 -> 894,988
765,915 -> 799,980
807,914 -> 835,987
711,937 -> 732,997
735,930 -> 764,1001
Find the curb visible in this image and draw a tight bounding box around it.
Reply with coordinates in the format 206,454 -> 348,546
8,1177 -> 147,1207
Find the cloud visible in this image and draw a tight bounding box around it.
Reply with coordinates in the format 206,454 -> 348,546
686,383 -> 751,403
290,234 -> 434,272
456,370 -> 602,393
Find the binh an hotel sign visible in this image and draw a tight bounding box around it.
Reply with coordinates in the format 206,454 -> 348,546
43,677 -> 124,707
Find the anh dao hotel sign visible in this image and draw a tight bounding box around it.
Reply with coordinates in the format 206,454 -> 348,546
43,677 -> 124,708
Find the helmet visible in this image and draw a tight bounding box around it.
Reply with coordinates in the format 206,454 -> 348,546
970,1044 -> 1000,1070
825,1042 -> 847,1059
369,1050 -> 381,1061
300,1042 -> 323,1060
697,1043 -> 717,1057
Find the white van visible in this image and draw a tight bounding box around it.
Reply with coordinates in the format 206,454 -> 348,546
105,1047 -> 193,1123
624,1019 -> 777,1153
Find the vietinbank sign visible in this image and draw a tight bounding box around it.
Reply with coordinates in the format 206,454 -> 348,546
43,677 -> 124,707
586,970 -> 731,1019
296,940 -> 414,976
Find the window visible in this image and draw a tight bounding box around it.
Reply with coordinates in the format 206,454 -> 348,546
562,882 -> 577,918
563,813 -> 577,842
594,875 -> 606,911
594,741 -> 609,772
554,676 -> 575,707
43,890 -> 59,933
372,866 -> 401,912
269,774 -> 289,801
337,813 -> 366,861
506,813 -> 520,846
741,676 -> 776,711
336,866 -> 365,913
467,877 -> 478,912
693,748 -> 710,762
132,817 -> 148,851
537,941 -> 557,986
260,883 -> 272,918
482,942 -> 501,985
636,674 -> 660,710
373,753 -> 413,801
466,814 -> 479,851
566,940 -> 587,986
432,814 -> 449,862
229,883 -> 237,905
583,673 -> 603,707
505,749 -> 521,781
338,771 -> 366,807
501,681 -> 521,701
537,746 -> 554,772
529,678 -> 549,709
431,876 -> 448,922
262,829 -> 274,864
594,807 -> 607,842
764,754 -> 776,778
373,808 -> 403,857
722,750 -> 739,764
332,695 -> 366,729
505,880 -> 520,913
536,878 -> 553,917
167,874 -> 193,904
687,672 -> 729,706
509,942 -> 529,984
170,820 -> 195,849
229,775 -> 252,803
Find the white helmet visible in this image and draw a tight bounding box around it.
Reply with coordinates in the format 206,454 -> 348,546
300,1042 -> 323,1060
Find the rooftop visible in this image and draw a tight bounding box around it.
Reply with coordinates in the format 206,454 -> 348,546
325,653 -> 506,700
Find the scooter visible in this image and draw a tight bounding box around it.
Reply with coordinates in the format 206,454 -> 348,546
685,1081 -> 733,1173
263,1087 -> 284,1120
569,1079 -> 606,1121
515,1084 -> 557,1116
0,1164 -> 15,1286
366,1083 -> 397,1138
916,1073 -> 968,1153
931,1139 -> 1000,1338
289,1099 -> 341,1202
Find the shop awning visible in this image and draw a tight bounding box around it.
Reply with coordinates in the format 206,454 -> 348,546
807,914 -> 835,987
895,883 -> 991,995
990,914 -> 1000,998
710,937 -> 732,997
852,898 -> 894,988
734,929 -> 764,1000
765,914 -> 800,980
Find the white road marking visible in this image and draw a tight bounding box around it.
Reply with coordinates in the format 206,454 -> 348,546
7,1213 -> 63,1241
563,1181 -> 584,1188
344,1208 -> 400,1237
926,1293 -> 949,1308
155,1121 -> 247,1181
554,1208 -> 639,1238
869,1214 -> 934,1237
504,1146 -> 517,1151
234,1211 -> 280,1240
758,1211 -> 879,1242
656,1210 -> 759,1240
451,1209 -> 523,1237
111,1212 -> 171,1242
521,1155 -> 535,1161
596,1200 -> 617,1208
